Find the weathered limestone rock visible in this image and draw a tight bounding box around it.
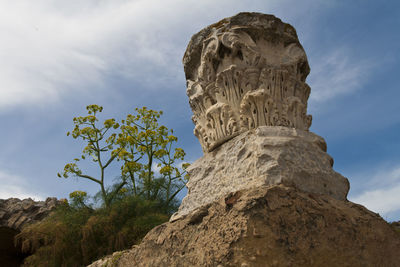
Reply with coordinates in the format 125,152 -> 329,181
175,12 -> 350,221
0,197 -> 59,230
88,185 -> 400,267
184,12 -> 312,152
0,197 -> 61,267
171,126 -> 349,221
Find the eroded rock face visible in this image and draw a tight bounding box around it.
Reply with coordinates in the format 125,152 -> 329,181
176,12 -> 350,222
0,197 -> 60,266
88,185 -> 400,267
0,197 -> 59,230
184,12 -> 312,152
171,126 -> 349,221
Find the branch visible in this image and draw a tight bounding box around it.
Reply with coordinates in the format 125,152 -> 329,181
167,185 -> 186,204
131,121 -> 145,130
76,173 -> 101,185
103,148 -> 122,169
99,126 -> 112,141
107,180 -> 127,203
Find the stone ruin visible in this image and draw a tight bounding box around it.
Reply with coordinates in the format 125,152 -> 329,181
171,12 -> 349,221
184,13 -> 312,152
88,13 -> 400,267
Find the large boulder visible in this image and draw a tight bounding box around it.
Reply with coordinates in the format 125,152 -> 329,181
171,126 -> 349,221
89,185 -> 400,267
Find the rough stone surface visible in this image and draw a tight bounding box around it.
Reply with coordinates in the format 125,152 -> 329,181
184,12 -> 312,152
0,197 -> 60,230
0,227 -> 25,267
88,185 -> 400,267
171,126 -> 349,221
88,12 -> 399,267
0,197 -> 61,266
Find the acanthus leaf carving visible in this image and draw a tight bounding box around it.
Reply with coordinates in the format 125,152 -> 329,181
184,13 -> 313,152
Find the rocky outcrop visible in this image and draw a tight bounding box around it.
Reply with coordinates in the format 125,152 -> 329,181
0,197 -> 60,267
0,197 -> 60,230
89,185 -> 400,267
171,126 -> 349,221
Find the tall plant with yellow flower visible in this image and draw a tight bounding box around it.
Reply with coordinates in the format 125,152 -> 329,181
59,105 -> 189,209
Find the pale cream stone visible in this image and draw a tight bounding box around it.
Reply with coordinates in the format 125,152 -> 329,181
171,127 -> 349,221
184,12 -> 312,152
174,12 -> 350,221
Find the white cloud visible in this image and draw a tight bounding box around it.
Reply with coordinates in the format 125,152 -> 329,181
307,47 -> 373,104
351,185 -> 400,215
2,0 -> 323,112
0,0 -> 195,111
350,164 -> 400,217
152,163 -> 161,176
0,170 -> 44,200
0,0 -> 376,114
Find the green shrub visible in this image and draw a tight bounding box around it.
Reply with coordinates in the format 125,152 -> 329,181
16,196 -> 169,267
16,106 -> 187,266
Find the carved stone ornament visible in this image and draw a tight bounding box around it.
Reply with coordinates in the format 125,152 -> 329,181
184,12 -> 312,152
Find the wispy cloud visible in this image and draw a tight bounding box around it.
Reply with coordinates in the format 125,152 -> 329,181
307,47 -> 374,104
1,0 -> 329,113
351,185 -> 400,216
0,170 -> 45,200
349,164 -> 400,218
0,0 -> 200,111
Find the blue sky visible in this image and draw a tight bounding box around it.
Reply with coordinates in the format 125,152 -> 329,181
0,0 -> 399,221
